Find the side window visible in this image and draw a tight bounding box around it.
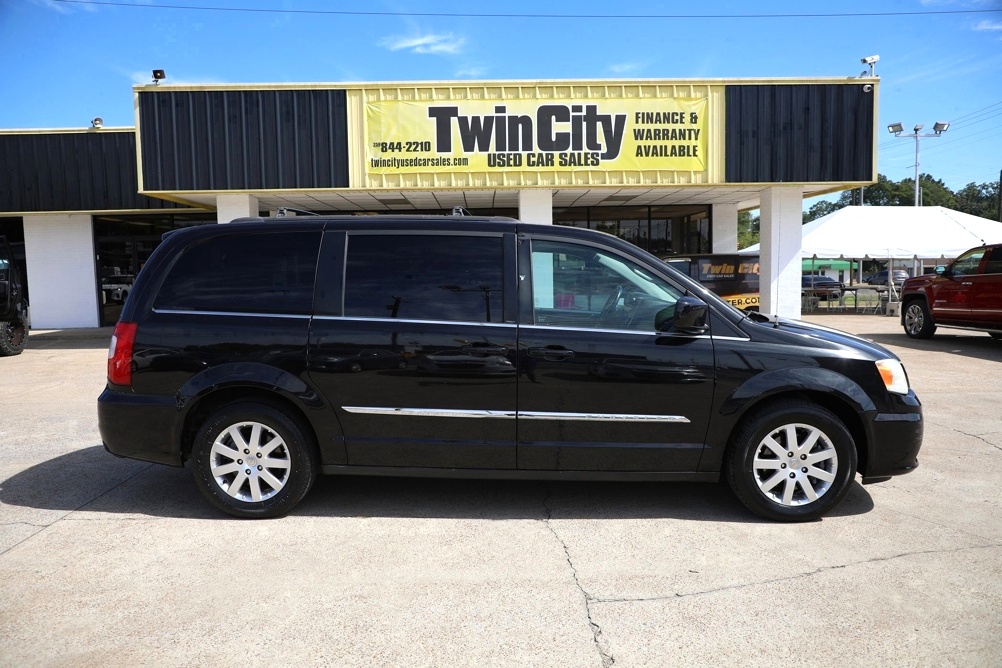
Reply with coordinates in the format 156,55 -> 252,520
530,239 -> 682,331
983,247 -> 1002,275
344,234 -> 504,323
0,237 -> 9,282
951,249 -> 986,276
154,231 -> 321,314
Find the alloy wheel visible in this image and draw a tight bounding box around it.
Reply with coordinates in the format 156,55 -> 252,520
209,421 -> 292,502
752,423 -> 838,506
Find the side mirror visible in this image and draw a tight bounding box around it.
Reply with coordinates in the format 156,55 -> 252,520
656,296 -> 709,334
934,265 -> 947,276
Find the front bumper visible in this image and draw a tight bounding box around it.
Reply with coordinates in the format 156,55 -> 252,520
98,388 -> 184,467
862,392 -> 923,481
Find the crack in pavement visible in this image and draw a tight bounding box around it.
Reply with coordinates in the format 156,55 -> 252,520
591,542 -> 1002,605
928,420 -> 1002,452
0,462 -> 155,557
0,521 -> 51,529
541,485 -> 615,668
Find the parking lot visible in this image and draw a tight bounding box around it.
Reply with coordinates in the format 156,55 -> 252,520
1,314 -> 1000,667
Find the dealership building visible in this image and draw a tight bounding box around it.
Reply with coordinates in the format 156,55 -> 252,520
0,76 -> 877,328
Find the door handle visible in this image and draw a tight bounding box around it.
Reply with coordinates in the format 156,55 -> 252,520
460,345 -> 508,355
528,347 -> 575,360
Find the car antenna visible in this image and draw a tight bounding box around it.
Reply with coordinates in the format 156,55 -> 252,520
276,207 -> 320,217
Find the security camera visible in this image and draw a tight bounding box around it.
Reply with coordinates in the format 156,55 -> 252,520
862,84 -> 873,93
861,55 -> 880,65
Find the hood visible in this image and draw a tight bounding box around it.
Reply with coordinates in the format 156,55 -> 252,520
740,312 -> 897,361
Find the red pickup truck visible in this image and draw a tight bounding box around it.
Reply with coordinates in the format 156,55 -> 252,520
900,243 -> 1002,340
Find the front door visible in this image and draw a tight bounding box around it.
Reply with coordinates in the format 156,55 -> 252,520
308,230 -> 519,469
516,235 -> 715,472
970,246 -> 1002,328
0,235 -> 18,320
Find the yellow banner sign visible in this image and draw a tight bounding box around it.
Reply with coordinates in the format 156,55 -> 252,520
365,98 -> 707,175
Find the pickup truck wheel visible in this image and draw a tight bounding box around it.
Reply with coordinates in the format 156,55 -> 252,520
903,301 -> 936,339
191,402 -> 318,518
726,400 -> 857,522
0,315 -> 27,356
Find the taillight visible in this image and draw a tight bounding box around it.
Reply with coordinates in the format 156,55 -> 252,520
108,322 -> 138,386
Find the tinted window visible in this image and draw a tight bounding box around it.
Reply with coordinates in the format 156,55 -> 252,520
155,231 -> 321,314
531,239 -> 682,331
345,234 -> 504,323
983,247 -> 1002,275
951,248 -> 986,276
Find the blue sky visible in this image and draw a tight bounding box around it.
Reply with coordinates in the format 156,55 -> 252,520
2,0 -> 1001,201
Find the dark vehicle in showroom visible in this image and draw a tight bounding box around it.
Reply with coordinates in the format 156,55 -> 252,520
900,243 -> 1002,340
98,216 -> 923,522
802,275 -> 843,301
0,235 -> 28,356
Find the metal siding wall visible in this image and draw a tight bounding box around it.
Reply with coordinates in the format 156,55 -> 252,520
137,89 -> 349,191
725,84 -> 874,183
0,132 -> 180,213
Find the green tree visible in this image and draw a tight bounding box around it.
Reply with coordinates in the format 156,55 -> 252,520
737,211 -> 760,250
898,174 -> 956,207
803,200 -> 841,223
955,180 -> 1000,221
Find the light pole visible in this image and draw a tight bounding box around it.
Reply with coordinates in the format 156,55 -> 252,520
887,122 -> 949,205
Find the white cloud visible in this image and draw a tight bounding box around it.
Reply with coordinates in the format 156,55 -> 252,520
379,33 -> 465,55
455,66 -> 487,77
974,20 -> 1002,31
608,62 -> 643,75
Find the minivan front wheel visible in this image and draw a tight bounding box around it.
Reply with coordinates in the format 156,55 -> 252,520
191,402 -> 318,518
726,400 -> 857,522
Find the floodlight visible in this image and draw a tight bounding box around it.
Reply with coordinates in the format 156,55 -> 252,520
887,122 -> 903,134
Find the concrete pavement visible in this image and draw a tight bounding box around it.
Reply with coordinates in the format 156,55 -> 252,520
1,316 -> 999,667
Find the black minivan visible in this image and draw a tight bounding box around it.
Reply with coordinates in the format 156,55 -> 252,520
98,216 -> 923,521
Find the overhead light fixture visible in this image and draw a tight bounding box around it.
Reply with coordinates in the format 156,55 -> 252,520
887,121 -> 950,205
152,69 -> 166,84
90,117 -> 104,129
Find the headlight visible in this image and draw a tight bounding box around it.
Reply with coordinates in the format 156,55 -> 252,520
875,359 -> 909,394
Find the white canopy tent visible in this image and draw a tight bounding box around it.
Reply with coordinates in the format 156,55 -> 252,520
740,206 -> 1002,261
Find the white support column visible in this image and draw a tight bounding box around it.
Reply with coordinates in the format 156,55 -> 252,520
711,203 -> 739,253
759,186 -> 804,319
216,193 -> 260,223
22,214 -> 99,328
518,189 -> 553,225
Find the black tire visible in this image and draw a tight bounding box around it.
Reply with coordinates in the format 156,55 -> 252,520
0,315 -> 27,356
191,402 -> 318,519
726,399 -> 857,522
902,300 -> 936,339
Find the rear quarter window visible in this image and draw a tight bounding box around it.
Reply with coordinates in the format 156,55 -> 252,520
154,231 -> 321,314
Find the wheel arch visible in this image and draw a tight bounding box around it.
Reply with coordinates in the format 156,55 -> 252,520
179,385 -> 321,463
725,389 -> 869,479
714,367 -> 874,477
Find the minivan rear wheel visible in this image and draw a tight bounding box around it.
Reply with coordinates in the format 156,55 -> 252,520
191,402 -> 318,518
726,400 -> 857,522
